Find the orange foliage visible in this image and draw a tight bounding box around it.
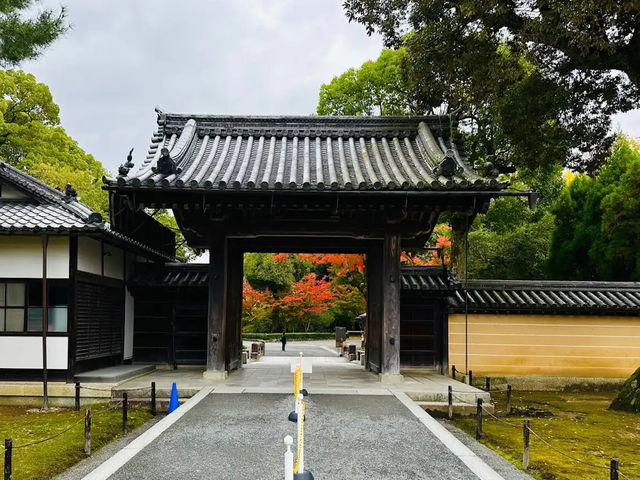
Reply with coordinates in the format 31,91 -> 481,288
242,281 -> 272,310
401,251 -> 429,266
271,253 -> 365,276
279,273 -> 336,314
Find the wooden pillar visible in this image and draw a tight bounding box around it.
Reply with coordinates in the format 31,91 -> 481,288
380,232 -> 403,382
204,234 -> 228,379
441,303 -> 449,376
365,246 -> 382,373
225,242 -> 243,372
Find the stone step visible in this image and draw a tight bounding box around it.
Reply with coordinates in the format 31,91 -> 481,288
406,390 -> 491,403
75,364 -> 155,383
418,401 -> 495,416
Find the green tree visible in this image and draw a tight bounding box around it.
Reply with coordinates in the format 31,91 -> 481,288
468,213 -> 555,280
244,253 -> 296,294
318,48 -> 417,116
0,0 -> 67,66
0,70 -> 108,215
343,0 -> 640,173
549,137 -> 640,281
434,165 -> 562,279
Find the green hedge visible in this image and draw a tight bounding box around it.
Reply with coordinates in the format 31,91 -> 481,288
242,332 -> 334,342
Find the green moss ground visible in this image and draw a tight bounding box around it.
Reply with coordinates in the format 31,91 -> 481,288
453,391 -> 640,479
0,404 -> 153,480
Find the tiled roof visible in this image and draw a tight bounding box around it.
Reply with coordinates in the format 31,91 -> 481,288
0,161 -> 174,261
0,202 -> 88,231
401,266 -> 456,292
129,263 -> 208,288
450,280 -> 640,315
0,161 -> 100,223
105,111 -> 507,192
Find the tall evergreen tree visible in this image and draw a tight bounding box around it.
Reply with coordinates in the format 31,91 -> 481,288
0,0 -> 67,66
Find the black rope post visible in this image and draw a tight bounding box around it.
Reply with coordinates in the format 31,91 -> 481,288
4,438 -> 11,480
485,377 -> 490,392
448,385 -> 453,420
523,419 -> 530,470
151,382 -> 156,416
610,458 -> 619,480
84,409 -> 91,456
122,392 -> 128,434
469,370 -> 473,387
475,398 -> 482,440
75,382 -> 80,411
506,385 -> 512,414
451,365 -> 456,380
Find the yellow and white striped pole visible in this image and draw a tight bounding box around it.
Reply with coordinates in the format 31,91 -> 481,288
294,393 -> 305,475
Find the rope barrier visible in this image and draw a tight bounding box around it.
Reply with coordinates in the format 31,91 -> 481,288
11,415 -> 86,449
4,397 -> 128,453
449,391 -> 629,477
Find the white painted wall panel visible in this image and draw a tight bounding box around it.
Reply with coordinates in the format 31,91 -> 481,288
104,244 -> 124,280
0,336 -> 68,369
77,237 -> 102,275
123,286 -> 134,359
0,236 -> 68,278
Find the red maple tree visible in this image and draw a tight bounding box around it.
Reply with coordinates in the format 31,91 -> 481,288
278,273 -> 337,331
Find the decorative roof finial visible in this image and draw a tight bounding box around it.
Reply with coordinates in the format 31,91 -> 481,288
118,148 -> 135,177
435,150 -> 461,178
152,147 -> 177,175
125,148 -> 134,168
484,155 -> 500,178
64,183 -> 77,200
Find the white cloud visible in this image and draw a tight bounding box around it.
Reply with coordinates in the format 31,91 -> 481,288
23,0 -> 382,172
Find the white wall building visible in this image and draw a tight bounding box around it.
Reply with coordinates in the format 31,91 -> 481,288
0,161 -> 173,381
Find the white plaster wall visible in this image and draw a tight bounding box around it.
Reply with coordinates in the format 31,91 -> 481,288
123,286 -> 134,359
0,236 -> 69,278
123,251 -> 135,360
0,181 -> 29,200
0,336 -> 68,369
103,244 -> 124,280
77,237 -> 102,276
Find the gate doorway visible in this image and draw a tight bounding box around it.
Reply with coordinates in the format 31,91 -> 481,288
241,251 -> 367,360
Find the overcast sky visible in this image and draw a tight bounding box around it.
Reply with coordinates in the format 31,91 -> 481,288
24,1 -> 640,173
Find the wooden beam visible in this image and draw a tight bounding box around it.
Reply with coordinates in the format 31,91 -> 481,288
204,234 -> 228,378
380,232 -> 402,381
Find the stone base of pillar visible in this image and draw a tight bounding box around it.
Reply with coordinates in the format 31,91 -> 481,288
378,373 -> 404,384
202,370 -> 228,380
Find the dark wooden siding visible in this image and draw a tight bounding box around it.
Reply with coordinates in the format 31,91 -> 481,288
132,287 -> 207,365
400,302 -> 436,367
75,273 -> 124,362
133,297 -> 171,363
173,304 -> 207,365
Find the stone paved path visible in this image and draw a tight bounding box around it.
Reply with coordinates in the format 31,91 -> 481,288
265,339 -> 337,357
107,393 -> 484,480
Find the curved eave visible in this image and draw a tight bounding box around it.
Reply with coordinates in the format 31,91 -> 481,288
102,183 -> 509,196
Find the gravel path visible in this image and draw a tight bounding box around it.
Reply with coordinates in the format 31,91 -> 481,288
108,393 -> 482,480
